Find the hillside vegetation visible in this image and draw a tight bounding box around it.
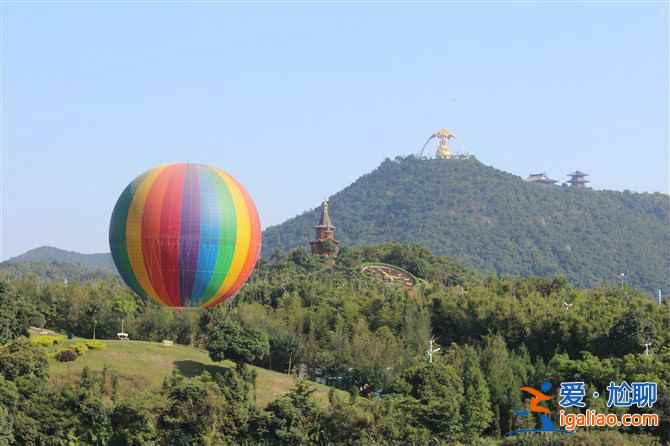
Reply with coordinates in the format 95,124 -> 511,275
0,243 -> 668,444
0,246 -> 116,281
263,156 -> 669,293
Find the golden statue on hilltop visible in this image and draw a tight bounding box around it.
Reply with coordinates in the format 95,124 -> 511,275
419,128 -> 456,159
432,129 -> 455,159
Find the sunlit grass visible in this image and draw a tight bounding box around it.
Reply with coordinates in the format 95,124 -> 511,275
47,339 -> 342,408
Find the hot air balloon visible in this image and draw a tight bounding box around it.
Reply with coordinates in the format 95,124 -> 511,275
109,163 -> 261,309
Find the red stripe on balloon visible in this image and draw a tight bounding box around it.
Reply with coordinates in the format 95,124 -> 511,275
160,165 -> 187,307
141,168 -> 173,305
222,177 -> 261,299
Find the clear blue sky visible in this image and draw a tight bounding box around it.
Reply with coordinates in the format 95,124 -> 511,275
1,2 -> 668,259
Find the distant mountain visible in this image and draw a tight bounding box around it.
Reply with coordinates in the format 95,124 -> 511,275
4,157 -> 668,293
5,246 -> 115,271
0,246 -> 116,281
262,156 -> 670,294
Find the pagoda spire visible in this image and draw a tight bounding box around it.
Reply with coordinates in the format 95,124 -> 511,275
317,199 -> 334,229
310,199 -> 339,256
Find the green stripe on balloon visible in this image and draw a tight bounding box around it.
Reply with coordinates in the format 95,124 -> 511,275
109,178 -> 145,298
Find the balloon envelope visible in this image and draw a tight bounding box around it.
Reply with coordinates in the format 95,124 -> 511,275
109,163 -> 261,308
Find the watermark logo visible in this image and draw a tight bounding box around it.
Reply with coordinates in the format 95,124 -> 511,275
506,380 -> 659,435
559,381 -> 659,431
507,381 -> 572,435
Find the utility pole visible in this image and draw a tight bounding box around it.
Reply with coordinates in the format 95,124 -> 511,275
427,337 -> 441,364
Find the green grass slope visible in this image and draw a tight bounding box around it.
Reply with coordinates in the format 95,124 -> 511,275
262,156 -> 670,293
47,339 -> 339,408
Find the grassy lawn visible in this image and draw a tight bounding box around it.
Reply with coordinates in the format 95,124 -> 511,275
47,339 -> 341,408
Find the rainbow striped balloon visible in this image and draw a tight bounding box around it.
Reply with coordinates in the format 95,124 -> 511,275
109,163 -> 261,308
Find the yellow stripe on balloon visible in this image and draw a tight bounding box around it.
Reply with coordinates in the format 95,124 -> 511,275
125,165 -> 167,303
208,168 -> 251,302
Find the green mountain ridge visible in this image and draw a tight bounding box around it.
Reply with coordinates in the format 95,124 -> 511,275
0,246 -> 117,281
262,156 -> 669,294
3,157 -> 668,293
5,246 -> 115,270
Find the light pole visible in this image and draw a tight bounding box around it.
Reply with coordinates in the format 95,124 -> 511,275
619,273 -> 625,289
427,337 -> 441,364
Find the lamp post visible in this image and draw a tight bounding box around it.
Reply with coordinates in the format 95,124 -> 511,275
427,337 -> 441,364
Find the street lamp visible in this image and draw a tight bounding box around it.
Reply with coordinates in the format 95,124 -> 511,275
427,337 -> 441,364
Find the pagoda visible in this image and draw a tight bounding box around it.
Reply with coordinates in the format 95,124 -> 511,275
310,199 -> 339,256
525,173 -> 557,185
566,171 -> 590,188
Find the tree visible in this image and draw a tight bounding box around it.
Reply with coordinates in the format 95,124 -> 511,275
0,406 -> 13,446
207,319 -> 269,365
111,294 -> 137,334
0,338 -> 48,382
604,309 -> 657,357
74,391 -> 111,445
480,335 -> 524,435
392,361 -> 465,441
110,396 -> 158,446
83,299 -> 104,340
0,282 -> 38,344
270,333 -> 302,374
462,346 -> 493,438
290,247 -> 313,268
158,373 -> 225,445
251,380 -> 322,445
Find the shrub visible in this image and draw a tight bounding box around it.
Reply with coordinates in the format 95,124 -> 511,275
71,342 -> 89,355
56,349 -> 78,362
30,335 -> 65,347
84,340 -> 106,350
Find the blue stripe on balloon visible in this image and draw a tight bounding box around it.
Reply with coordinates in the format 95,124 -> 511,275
190,165 -> 221,304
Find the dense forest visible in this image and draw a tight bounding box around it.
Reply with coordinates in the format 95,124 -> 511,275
0,243 -> 668,445
262,157 -> 670,294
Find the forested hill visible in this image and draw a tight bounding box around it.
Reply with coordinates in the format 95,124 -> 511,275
4,158 -> 668,293
0,246 -> 116,281
262,156 -> 670,294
